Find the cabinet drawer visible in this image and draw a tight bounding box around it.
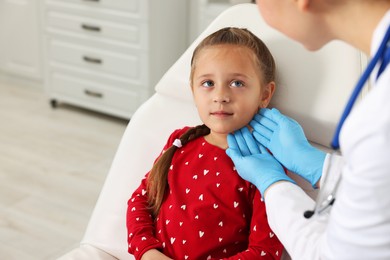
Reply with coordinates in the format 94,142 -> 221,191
47,0 -> 145,15
50,61 -> 151,93
49,40 -> 147,80
47,11 -> 146,45
50,72 -> 142,116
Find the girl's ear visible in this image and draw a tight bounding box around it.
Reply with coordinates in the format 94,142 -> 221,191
260,81 -> 276,108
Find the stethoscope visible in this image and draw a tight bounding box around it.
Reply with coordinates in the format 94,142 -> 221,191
304,24 -> 390,219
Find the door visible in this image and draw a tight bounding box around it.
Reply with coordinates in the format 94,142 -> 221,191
0,0 -> 42,80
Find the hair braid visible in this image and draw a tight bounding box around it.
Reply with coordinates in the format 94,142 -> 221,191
147,124 -> 210,217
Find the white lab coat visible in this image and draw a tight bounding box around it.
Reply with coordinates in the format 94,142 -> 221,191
265,11 -> 390,260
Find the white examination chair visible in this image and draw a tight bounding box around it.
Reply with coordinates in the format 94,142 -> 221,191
58,4 -> 364,260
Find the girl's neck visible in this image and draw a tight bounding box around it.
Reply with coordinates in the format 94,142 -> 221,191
204,132 -> 228,150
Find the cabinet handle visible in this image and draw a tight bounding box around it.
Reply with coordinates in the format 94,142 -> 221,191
82,0 -> 100,2
84,89 -> 103,98
83,56 -> 102,64
81,24 -> 101,32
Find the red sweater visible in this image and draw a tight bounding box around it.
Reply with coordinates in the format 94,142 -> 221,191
127,127 -> 283,260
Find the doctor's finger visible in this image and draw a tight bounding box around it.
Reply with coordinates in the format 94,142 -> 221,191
253,112 -> 278,132
250,119 -> 272,143
240,127 -> 261,155
259,144 -> 271,155
252,131 -> 271,148
259,108 -> 284,124
226,147 -> 242,161
232,130 -> 251,156
227,134 -> 243,156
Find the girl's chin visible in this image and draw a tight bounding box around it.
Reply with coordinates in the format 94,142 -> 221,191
208,123 -> 251,135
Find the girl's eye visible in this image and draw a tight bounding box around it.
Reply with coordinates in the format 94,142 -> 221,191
230,80 -> 244,88
202,80 -> 214,88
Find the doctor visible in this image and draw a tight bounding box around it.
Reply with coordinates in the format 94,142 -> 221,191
226,0 -> 390,259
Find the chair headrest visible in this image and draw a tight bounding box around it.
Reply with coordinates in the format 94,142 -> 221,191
155,3 -> 363,148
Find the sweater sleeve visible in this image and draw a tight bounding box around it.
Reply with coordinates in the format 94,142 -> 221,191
223,189 -> 284,259
127,175 -> 163,259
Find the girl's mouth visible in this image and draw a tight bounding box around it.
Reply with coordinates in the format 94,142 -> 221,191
210,111 -> 233,117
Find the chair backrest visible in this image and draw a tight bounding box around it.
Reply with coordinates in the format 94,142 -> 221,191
80,4 -> 363,259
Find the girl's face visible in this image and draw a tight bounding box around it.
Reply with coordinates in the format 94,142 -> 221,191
191,45 -> 274,142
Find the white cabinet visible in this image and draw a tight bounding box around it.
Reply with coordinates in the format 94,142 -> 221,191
0,0 -> 42,80
43,0 -> 187,119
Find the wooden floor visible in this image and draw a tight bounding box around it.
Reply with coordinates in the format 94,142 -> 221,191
0,78 -> 128,259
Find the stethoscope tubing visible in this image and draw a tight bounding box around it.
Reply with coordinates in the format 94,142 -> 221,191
305,25 -> 390,219
331,25 -> 390,150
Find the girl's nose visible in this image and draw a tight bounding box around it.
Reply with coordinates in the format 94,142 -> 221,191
213,88 -> 230,103
213,95 -> 230,103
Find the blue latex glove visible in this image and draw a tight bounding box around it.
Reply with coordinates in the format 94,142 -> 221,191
250,108 -> 326,188
226,127 -> 295,196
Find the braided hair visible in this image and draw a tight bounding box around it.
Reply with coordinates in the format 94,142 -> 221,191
147,124 -> 210,217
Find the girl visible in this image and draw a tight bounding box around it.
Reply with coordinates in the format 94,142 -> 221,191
127,27 -> 283,260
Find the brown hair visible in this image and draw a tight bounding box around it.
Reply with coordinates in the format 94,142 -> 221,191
190,27 -> 276,85
147,27 -> 276,217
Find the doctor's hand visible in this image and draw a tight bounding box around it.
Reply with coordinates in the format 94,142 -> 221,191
226,127 -> 295,196
250,108 -> 326,188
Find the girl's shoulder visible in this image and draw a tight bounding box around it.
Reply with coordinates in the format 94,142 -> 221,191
163,126 -> 193,149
